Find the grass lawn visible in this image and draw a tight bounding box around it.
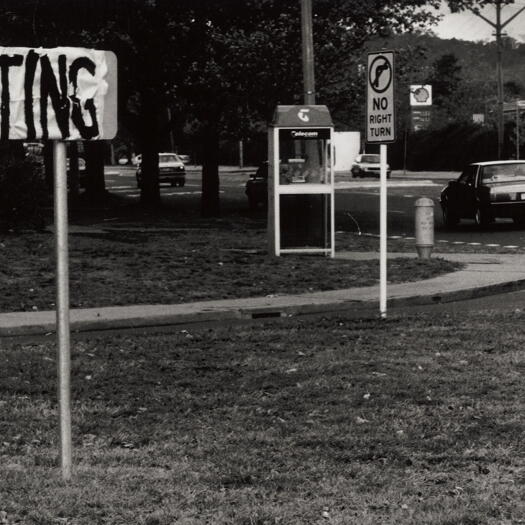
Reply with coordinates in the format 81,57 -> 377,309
1,309 -> 524,523
0,222 -> 460,313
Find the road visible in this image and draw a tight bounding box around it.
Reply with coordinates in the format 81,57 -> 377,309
104,166 -> 525,251
104,165 -> 213,200
335,173 -> 525,251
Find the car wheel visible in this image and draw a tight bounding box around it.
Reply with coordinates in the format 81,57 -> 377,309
442,204 -> 458,228
513,215 -> 525,227
474,206 -> 490,228
179,180 -> 185,187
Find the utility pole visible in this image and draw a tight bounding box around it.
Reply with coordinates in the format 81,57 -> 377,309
471,0 -> 525,159
301,0 -> 315,104
495,0 -> 504,159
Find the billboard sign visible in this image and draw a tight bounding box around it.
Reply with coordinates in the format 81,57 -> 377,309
0,46 -> 117,141
410,85 -> 432,106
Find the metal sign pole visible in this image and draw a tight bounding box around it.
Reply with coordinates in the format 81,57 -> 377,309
380,143 -> 387,318
53,139 -> 72,481
367,51 -> 395,318
517,105 -> 520,160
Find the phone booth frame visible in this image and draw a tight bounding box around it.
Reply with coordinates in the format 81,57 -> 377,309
268,105 -> 335,257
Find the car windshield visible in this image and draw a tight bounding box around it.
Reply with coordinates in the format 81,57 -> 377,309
159,154 -> 180,163
361,155 -> 380,163
481,163 -> 525,183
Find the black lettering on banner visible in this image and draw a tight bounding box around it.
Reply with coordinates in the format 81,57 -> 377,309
24,50 -> 39,140
0,54 -> 23,140
40,54 -> 70,139
69,57 -> 99,139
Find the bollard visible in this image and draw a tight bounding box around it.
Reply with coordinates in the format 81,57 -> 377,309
415,197 -> 434,259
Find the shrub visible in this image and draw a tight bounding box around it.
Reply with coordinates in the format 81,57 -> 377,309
0,156 -> 49,231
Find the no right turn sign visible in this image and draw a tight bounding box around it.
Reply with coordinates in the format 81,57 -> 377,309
367,51 -> 396,143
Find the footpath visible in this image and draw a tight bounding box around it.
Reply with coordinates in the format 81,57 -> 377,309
2,167 -> 521,337
1,251 -> 525,337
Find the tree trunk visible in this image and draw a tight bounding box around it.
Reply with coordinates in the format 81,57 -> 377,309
139,89 -> 160,207
68,141 -> 80,204
140,146 -> 160,206
84,141 -> 106,202
43,141 -> 53,193
201,125 -> 220,217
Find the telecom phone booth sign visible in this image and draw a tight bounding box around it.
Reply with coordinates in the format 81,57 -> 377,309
366,51 -> 395,143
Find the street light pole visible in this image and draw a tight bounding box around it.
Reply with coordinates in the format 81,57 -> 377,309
301,0 -> 316,104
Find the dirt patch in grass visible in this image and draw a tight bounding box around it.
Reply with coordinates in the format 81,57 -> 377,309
0,228 -> 461,312
1,310 -> 525,523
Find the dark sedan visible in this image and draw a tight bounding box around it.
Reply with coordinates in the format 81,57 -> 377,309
246,161 -> 268,210
440,160 -> 525,228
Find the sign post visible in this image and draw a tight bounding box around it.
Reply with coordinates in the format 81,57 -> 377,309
367,51 -> 395,318
0,46 -> 117,480
53,140 -> 72,481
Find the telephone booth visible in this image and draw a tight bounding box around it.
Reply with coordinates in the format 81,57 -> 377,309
268,105 -> 335,257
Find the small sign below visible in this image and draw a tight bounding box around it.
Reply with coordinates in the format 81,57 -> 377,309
411,108 -> 432,132
367,51 -> 395,143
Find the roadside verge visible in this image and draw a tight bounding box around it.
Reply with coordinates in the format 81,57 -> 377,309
2,252 -> 525,336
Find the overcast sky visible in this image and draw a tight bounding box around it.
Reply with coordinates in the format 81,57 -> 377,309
431,0 -> 525,42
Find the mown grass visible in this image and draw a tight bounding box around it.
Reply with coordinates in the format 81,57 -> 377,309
1,309 -> 525,523
0,228 -> 460,312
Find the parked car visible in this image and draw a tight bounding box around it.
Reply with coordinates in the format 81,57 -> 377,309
246,161 -> 268,210
440,160 -> 525,228
178,154 -> 191,164
136,152 -> 186,188
351,153 -> 391,179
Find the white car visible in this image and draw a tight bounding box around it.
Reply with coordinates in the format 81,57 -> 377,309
351,153 -> 391,179
136,153 -> 186,188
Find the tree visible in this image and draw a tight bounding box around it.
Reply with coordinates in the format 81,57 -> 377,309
428,54 -> 462,104
0,0 -> 444,215
166,0 -> 442,215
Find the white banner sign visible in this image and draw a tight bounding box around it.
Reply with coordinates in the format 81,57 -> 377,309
0,46 -> 117,141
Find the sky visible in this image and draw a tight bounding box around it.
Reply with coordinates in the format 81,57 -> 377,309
431,1 -> 525,43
